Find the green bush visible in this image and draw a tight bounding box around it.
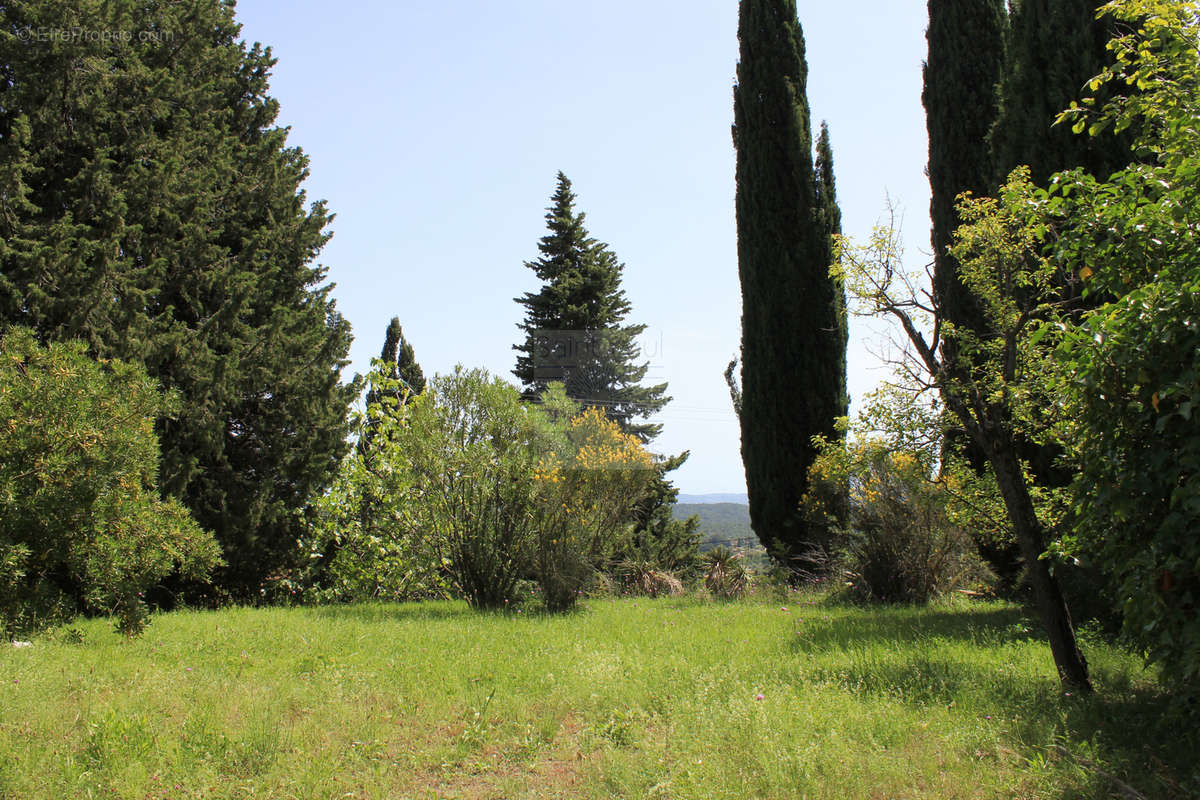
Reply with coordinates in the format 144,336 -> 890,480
392,367 -> 554,609
806,433 -> 991,605
1045,0 -> 1200,694
0,328 -> 221,635
298,362 -> 444,604
302,370 -> 655,613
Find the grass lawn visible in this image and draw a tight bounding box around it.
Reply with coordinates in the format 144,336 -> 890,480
0,593 -> 1194,799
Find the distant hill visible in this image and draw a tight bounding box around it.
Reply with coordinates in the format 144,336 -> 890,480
672,501 -> 758,550
676,492 -> 749,505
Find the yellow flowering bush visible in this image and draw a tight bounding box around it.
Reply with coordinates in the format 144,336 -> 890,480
533,405 -> 654,611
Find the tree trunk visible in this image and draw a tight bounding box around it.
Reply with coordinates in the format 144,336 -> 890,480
987,435 -> 1093,693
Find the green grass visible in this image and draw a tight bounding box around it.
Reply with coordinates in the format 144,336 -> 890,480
0,593 -> 1194,799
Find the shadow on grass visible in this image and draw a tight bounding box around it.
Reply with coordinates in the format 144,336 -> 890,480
790,603 -> 1198,799
304,600 -> 585,625
793,602 -> 1035,650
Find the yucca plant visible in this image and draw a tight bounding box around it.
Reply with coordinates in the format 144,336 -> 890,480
703,546 -> 749,600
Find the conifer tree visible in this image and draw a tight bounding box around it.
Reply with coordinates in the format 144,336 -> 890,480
374,317 -> 425,400
514,173 -> 669,443
0,0 -> 356,597
923,0 -> 1007,341
732,0 -> 848,573
990,0 -> 1133,186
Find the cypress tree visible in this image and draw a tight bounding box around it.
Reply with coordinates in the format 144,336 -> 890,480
990,0 -> 1133,186
374,317 -> 425,400
732,0 -> 848,573
923,0 -> 1007,342
513,172 -> 669,443
0,0 -> 356,597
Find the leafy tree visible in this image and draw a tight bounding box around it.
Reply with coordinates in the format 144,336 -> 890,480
513,172 -> 669,443
1049,0 -> 1200,694
0,328 -> 221,636
834,182 -> 1093,691
732,0 -> 848,574
0,0 -> 356,598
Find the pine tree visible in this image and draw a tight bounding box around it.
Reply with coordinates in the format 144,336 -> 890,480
0,0 -> 356,597
990,0 -> 1133,186
923,0 -> 1007,341
732,0 -> 848,573
513,172 -> 669,443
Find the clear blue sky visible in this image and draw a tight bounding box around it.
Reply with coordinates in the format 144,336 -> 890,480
232,0 -> 933,495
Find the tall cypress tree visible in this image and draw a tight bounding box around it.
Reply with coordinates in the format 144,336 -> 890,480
513,172 -> 669,443
0,0 -> 356,597
990,0 -> 1133,186
923,0 -> 1007,341
732,0 -> 848,572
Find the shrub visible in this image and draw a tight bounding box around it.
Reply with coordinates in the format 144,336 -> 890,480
393,367 -> 553,609
532,403 -> 655,611
703,546 -> 749,600
0,328 -> 221,635
805,435 -> 991,604
298,362 -> 443,604
301,373 -> 654,613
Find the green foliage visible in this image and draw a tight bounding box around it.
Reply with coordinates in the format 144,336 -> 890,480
733,0 -> 848,573
392,368 -> 552,610
0,328 -> 220,636
0,0 -> 357,597
805,420 -> 993,605
513,173 -> 669,443
1047,0 -> 1200,692
302,373 -> 655,613
299,362 -> 442,604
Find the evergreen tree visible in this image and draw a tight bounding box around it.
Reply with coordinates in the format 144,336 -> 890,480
371,317 -> 425,403
619,452 -> 702,577
923,0 -> 1007,342
0,0 -> 356,597
513,172 -> 669,443
922,0 -> 1023,585
732,0 -> 848,573
990,0 -> 1133,186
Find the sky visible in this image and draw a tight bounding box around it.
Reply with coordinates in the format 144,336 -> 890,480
231,0 -> 934,495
